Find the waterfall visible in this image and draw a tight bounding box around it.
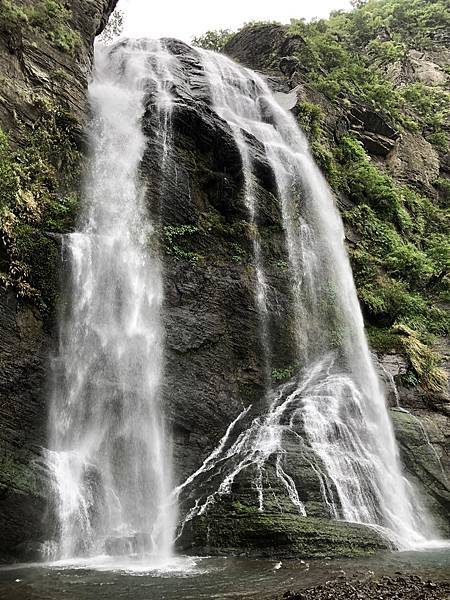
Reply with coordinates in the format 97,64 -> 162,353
200,51 -> 272,384
45,35 -> 437,559
47,40 -> 176,560
176,49 -> 436,549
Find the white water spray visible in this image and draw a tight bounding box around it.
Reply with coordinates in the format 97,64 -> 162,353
47,40 -> 177,561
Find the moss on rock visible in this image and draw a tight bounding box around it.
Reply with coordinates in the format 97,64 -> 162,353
184,509 -> 388,558
0,106 -> 81,316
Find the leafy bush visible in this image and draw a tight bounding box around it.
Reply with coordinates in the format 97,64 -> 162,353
271,366 -> 296,382
296,102 -> 324,140
0,0 -> 28,28
163,225 -> 203,263
0,130 -> 18,210
192,29 -> 235,52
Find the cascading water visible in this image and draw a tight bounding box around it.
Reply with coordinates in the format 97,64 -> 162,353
46,40 -> 177,561
44,33 -> 439,561
199,51 -> 272,383
176,49 -> 437,549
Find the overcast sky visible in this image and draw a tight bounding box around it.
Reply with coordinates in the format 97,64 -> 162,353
117,0 -> 353,42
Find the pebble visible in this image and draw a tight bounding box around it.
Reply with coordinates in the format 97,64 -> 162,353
279,574 -> 449,600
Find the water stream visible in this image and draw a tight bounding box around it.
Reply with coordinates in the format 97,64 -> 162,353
176,49 -> 437,549
46,40 -> 177,561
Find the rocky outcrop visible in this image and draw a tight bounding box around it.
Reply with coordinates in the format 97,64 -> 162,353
181,508 -> 389,558
0,0 -> 117,561
392,408 -> 450,535
386,132 -> 440,193
347,104 -> 400,157
384,49 -> 450,87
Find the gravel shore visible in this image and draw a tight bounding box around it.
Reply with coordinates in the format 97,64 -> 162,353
280,574 -> 449,599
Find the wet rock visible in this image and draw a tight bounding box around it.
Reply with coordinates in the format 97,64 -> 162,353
104,536 -> 134,556
0,289 -> 52,560
375,353 -> 408,407
180,504 -> 389,558
391,409 -> 450,535
104,532 -> 153,556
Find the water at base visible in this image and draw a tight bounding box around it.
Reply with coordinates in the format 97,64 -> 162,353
46,40 -> 177,561
175,49 -> 440,550
1,550 -> 449,599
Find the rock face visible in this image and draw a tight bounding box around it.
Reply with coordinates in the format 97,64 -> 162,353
0,289 -> 50,561
143,39 -> 449,555
0,16 -> 449,562
0,0 -> 116,138
0,0 -> 117,561
143,38 -> 296,488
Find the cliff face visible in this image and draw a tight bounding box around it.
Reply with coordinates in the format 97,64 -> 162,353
0,1 -> 448,562
136,36 -> 447,555
0,0 -> 116,561
218,18 -> 450,545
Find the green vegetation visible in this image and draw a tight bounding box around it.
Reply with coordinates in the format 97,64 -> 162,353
198,1 -> 449,146
338,136 -> 449,392
286,1 -> 450,141
271,365 -> 296,382
0,0 -> 81,54
395,325 -> 447,393
286,111 -> 448,390
287,1 -> 449,393
192,29 -> 235,52
0,107 -> 81,312
192,21 -> 281,52
163,224 -> 204,263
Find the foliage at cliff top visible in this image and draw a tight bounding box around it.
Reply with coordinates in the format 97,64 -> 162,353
192,29 -> 236,53
194,0 -> 449,53
97,8 -> 124,45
